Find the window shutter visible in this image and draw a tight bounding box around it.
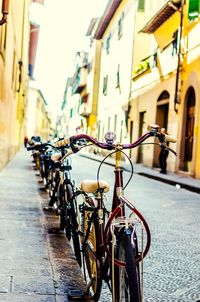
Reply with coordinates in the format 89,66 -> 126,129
188,0 -> 200,20
138,0 -> 145,12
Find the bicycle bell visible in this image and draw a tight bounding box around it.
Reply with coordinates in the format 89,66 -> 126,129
104,131 -> 116,144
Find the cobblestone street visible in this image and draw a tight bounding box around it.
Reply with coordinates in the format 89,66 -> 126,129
0,150 -> 200,302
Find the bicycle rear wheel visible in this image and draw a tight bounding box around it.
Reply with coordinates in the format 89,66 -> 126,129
80,203 -> 102,301
114,229 -> 141,302
57,183 -> 66,231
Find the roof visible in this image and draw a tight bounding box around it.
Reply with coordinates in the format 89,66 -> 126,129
94,0 -> 122,39
140,0 -> 181,34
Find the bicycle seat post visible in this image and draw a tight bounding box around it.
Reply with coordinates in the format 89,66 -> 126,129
112,145 -> 125,216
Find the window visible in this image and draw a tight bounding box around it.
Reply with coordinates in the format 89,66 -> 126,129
188,0 -> 200,20
0,23 -> 7,57
138,0 -> 145,12
151,52 -> 157,68
103,75 -> 108,95
116,64 -> 121,93
106,34 -> 111,54
114,114 -> 117,134
172,30 -> 178,56
108,116 -> 111,131
118,12 -> 124,39
70,108 -> 73,118
120,120 -> 123,142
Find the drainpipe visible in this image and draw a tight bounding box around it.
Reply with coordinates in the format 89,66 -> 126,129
174,0 -> 185,113
0,0 -> 9,25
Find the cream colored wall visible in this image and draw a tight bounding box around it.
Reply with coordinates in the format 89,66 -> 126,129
131,74 -> 178,170
98,0 -> 136,142
26,86 -> 51,140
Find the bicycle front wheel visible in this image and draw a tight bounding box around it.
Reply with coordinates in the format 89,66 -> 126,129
114,230 -> 141,302
65,182 -> 81,267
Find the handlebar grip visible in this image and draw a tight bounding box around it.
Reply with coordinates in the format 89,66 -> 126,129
165,134 -> 177,143
26,146 -> 35,151
55,138 -> 70,147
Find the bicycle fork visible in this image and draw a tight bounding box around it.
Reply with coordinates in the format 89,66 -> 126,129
110,188 -> 143,302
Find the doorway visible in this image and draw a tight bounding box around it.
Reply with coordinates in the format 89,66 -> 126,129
181,87 -> 196,172
153,91 -> 169,167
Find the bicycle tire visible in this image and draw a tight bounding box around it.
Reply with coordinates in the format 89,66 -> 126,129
81,205 -> 102,301
65,183 -> 81,267
57,183 -> 66,231
114,229 -> 141,302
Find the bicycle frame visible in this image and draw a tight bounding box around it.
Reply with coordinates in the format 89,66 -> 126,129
75,147 -> 149,301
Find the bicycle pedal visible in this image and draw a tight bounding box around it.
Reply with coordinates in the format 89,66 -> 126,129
68,289 -> 84,300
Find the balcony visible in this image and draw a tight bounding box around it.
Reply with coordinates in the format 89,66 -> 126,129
79,93 -> 91,117
133,53 -> 157,80
71,67 -> 88,94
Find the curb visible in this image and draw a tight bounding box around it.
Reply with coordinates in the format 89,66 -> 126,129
80,153 -> 200,194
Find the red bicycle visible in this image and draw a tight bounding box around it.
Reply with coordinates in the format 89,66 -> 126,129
60,124 -> 177,302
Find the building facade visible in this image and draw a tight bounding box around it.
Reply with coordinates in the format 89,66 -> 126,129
129,0 -> 200,178
26,81 -> 52,141
59,0 -> 200,179
0,0 -> 31,169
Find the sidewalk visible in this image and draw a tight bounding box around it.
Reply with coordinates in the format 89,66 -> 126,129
80,151 -> 200,194
0,149 -> 85,302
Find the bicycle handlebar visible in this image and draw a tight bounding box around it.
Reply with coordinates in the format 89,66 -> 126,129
26,124 -> 177,155
57,124 -> 176,154
69,132 -> 153,150
26,142 -> 59,151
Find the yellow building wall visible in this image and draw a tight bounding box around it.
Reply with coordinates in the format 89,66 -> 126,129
87,39 -> 102,136
0,0 -> 31,169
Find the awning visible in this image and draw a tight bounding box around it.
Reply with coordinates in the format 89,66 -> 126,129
140,0 -> 181,34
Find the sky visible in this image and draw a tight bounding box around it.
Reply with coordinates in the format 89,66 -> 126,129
33,0 -> 109,117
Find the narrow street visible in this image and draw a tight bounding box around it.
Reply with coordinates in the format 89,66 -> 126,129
0,150 -> 200,302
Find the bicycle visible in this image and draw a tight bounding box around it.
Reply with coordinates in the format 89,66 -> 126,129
27,141 -> 81,266
57,124 -> 177,302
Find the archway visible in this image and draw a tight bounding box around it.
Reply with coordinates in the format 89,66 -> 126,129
153,90 -> 169,168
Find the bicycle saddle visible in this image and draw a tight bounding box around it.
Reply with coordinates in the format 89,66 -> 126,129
81,179 -> 110,193
51,154 -> 62,162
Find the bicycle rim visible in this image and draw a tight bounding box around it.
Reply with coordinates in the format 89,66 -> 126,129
58,183 -> 66,230
114,231 -> 141,302
81,215 -> 102,301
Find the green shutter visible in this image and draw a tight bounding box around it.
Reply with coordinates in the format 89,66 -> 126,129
138,0 -> 145,12
103,75 -> 108,96
188,0 -> 200,20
